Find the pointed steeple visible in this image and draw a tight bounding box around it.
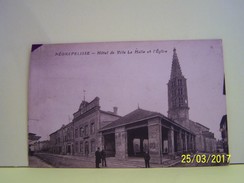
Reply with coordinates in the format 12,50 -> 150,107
170,48 -> 183,79
167,48 -> 189,128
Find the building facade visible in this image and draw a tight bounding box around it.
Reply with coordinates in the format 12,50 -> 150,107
191,121 -> 216,153
49,97 -> 120,157
28,133 -> 41,155
49,126 -> 64,154
33,140 -> 50,152
220,115 -> 228,153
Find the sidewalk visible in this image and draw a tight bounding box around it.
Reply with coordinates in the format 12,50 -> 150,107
29,155 -> 53,168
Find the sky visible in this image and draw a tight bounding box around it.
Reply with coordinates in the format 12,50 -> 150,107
28,40 -> 226,140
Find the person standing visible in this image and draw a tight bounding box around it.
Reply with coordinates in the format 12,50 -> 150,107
95,147 -> 101,168
144,151 -> 150,168
101,149 -> 107,167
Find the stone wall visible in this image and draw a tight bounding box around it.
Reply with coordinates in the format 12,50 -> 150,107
148,118 -> 162,164
115,127 -> 127,159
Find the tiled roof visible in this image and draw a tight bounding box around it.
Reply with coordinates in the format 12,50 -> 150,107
101,108 -> 162,130
192,120 -> 209,130
28,133 -> 41,141
101,108 -> 196,135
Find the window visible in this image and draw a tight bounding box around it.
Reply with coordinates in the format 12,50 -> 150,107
80,127 -> 83,137
67,131 -> 71,140
91,140 -> 95,152
173,98 -> 176,107
75,141 -> 78,153
75,128 -> 78,138
80,141 -> 83,154
90,122 -> 95,134
85,125 -> 89,136
85,141 -> 89,155
179,97 -> 183,107
178,88 -> 183,95
172,80 -> 176,87
178,79 -> 182,86
70,128 -> 74,139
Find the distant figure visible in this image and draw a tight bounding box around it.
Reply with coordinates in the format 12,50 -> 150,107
101,149 -> 107,167
144,151 -> 151,168
95,147 -> 101,168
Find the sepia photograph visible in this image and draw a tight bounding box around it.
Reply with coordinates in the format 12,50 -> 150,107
28,40 -> 228,168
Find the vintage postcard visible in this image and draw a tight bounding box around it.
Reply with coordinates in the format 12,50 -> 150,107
28,40 -> 229,168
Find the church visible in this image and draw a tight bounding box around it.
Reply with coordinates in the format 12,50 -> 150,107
99,48 -> 216,163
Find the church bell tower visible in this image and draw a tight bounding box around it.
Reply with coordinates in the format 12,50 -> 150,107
167,48 -> 189,128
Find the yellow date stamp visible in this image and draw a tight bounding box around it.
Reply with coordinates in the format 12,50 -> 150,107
181,154 -> 231,164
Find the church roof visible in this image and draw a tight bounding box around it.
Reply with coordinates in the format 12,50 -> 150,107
101,108 -> 162,130
101,108 -> 194,134
170,48 -> 183,79
189,120 -> 210,131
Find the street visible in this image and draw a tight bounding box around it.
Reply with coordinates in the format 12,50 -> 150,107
29,155 -> 53,168
29,153 -> 180,168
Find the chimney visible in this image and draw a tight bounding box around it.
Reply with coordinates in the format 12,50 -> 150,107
113,107 -> 118,115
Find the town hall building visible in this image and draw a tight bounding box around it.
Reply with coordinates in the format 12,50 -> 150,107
49,97 -> 120,156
